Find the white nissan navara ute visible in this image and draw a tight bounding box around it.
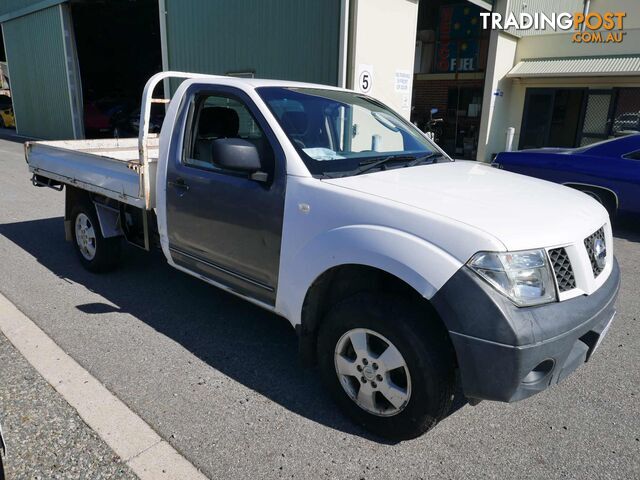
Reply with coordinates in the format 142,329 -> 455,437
26,72 -> 620,440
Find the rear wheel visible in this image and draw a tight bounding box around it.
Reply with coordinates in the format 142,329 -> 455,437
317,293 -> 455,440
71,202 -> 121,272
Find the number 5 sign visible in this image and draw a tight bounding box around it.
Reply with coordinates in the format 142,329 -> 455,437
356,64 -> 373,94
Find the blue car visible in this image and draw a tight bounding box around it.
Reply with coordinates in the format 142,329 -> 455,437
493,134 -> 640,218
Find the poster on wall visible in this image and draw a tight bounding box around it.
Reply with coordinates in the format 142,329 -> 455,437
395,69 -> 412,111
394,70 -> 412,93
435,3 -> 481,73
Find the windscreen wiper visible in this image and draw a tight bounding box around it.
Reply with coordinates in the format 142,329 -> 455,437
321,152 -> 444,179
404,151 -> 445,167
351,154 -> 414,176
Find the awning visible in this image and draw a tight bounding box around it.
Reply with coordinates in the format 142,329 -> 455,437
507,55 -> 640,78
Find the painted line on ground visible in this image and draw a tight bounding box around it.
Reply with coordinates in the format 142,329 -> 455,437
0,292 -> 207,480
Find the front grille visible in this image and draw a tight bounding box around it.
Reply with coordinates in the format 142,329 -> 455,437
548,247 -> 576,292
584,227 -> 606,277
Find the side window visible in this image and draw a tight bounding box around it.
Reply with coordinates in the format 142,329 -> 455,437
185,93 -> 273,173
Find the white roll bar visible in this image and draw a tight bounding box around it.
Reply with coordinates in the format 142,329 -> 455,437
137,71 -> 218,209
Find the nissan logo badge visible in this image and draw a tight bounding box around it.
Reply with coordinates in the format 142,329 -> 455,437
594,238 -> 607,270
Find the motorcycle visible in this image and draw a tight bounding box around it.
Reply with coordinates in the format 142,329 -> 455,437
424,107 -> 444,145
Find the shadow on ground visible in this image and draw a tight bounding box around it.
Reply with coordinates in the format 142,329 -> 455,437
0,216 -> 470,443
613,218 -> 640,242
0,128 -> 32,143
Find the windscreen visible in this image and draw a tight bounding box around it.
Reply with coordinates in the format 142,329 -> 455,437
257,87 -> 445,176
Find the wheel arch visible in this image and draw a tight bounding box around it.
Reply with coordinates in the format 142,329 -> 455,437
276,225 -> 464,365
64,186 -> 125,241
297,263 -> 456,367
278,225 -> 462,316
563,182 -> 619,210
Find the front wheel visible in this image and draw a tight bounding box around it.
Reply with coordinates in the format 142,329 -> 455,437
317,293 -> 455,440
71,203 -> 121,273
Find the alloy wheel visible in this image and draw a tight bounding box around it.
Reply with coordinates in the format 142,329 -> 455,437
75,213 -> 97,261
334,328 -> 411,416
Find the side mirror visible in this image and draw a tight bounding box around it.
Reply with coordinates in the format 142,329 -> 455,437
211,138 -> 266,181
430,108 -> 439,115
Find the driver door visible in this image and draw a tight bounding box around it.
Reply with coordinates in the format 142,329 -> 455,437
166,87 -> 286,305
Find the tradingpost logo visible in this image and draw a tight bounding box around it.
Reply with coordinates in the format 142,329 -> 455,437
480,11 -> 626,43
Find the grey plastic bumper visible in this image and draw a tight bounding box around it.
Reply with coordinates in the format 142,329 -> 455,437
431,258 -> 620,402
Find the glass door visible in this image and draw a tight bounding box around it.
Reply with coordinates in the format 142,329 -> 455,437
519,89 -> 554,149
578,90 -> 615,146
520,88 -> 586,149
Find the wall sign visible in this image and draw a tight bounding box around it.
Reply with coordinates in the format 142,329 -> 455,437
394,70 -> 412,93
356,64 -> 373,94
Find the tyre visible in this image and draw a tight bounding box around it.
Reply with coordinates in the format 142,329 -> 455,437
317,293 -> 455,440
70,202 -> 121,273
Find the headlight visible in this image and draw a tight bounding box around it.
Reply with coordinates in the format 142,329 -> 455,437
467,249 -> 557,307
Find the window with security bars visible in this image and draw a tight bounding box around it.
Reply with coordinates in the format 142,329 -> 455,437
521,87 -> 640,149
580,93 -> 613,146
611,88 -> 640,137
579,88 -> 640,146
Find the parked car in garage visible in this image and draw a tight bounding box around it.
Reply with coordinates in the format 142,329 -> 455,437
0,94 -> 15,129
493,134 -> 640,218
111,103 -> 164,138
84,101 -> 114,136
84,99 -> 129,137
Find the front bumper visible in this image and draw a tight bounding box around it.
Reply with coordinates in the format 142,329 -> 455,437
432,258 -> 620,402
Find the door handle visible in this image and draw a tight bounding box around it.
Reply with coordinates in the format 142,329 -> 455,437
168,178 -> 190,191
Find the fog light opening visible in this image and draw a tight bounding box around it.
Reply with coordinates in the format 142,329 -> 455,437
522,359 -> 555,384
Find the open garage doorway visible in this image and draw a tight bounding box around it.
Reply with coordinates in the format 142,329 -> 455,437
70,0 -> 162,138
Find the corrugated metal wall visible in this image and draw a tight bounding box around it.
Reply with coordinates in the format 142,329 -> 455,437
164,0 -> 342,85
3,5 -> 75,138
506,0 -> 584,37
